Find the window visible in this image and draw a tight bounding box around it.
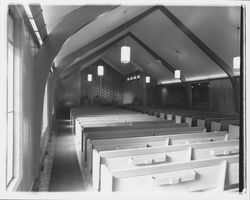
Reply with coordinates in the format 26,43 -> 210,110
41,79 -> 49,137
7,14 -> 14,186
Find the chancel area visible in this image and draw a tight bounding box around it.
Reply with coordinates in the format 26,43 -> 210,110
0,2 -> 248,196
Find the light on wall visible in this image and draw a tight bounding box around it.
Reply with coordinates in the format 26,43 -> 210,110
175,70 -> 181,79
87,74 -> 92,82
137,75 -> 140,79
146,76 -> 150,83
97,65 -> 104,76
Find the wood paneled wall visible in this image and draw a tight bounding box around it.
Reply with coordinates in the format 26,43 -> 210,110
56,68 -> 81,109
160,85 -> 188,107
81,62 -> 123,106
159,77 -> 240,113
209,78 -> 236,113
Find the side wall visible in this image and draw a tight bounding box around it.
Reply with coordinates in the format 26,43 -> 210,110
209,77 -> 238,113
55,68 -> 81,118
159,77 -> 240,113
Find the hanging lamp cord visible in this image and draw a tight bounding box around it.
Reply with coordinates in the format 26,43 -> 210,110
124,9 -> 127,46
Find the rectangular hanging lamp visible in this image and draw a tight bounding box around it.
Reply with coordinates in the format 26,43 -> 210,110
175,70 -> 181,79
97,65 -> 104,76
87,74 -> 92,82
233,56 -> 240,69
146,76 -> 150,83
121,46 -> 130,64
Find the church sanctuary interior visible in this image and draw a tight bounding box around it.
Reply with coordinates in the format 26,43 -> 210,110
0,1 -> 249,198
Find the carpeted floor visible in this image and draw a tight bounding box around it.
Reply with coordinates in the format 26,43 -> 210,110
48,120 -> 84,191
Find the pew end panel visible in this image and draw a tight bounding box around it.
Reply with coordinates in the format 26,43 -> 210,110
92,148 -> 101,191
100,164 -> 114,192
211,121 -> 221,132
228,125 -> 239,140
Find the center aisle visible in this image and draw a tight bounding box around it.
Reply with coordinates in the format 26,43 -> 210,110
49,120 -> 85,191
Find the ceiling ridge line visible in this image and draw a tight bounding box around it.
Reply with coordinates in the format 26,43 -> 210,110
60,33 -> 129,79
102,58 -> 124,75
158,6 -> 234,80
57,6 -> 158,70
127,32 -> 186,82
62,30 -> 185,83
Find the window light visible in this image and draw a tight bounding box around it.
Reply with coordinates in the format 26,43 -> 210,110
30,18 -> 38,32
23,4 -> 33,18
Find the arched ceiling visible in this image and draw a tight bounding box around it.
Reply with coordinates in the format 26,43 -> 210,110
41,5 -> 81,33
40,5 -> 240,84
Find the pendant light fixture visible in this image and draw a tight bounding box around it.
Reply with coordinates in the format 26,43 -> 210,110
97,65 -> 104,76
87,74 -> 92,82
146,76 -> 150,83
121,9 -> 130,64
233,27 -> 240,69
175,50 -> 181,79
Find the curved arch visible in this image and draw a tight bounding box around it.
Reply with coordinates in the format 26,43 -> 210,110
32,5 -> 116,177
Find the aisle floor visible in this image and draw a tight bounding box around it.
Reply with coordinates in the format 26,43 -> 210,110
48,120 -> 86,191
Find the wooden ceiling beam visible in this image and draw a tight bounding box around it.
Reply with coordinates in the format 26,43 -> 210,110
159,6 -> 234,79
58,6 -> 158,68
128,32 -> 186,82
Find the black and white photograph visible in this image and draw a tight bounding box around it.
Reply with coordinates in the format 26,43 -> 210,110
0,0 -> 249,199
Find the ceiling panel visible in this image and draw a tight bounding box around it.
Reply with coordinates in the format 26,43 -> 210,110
54,6 -> 150,65
41,5 -> 81,33
130,9 -> 228,80
103,37 -> 174,82
53,5 -> 239,83
168,6 -> 240,70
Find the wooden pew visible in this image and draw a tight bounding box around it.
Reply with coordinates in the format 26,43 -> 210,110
183,113 -> 238,127
88,131 -> 230,172
100,155 -> 239,192
81,126 -> 204,162
92,140 -> 238,191
197,117 -> 239,131
211,120 -> 239,132
78,123 -> 192,160
228,124 -> 240,140
124,105 -> 238,127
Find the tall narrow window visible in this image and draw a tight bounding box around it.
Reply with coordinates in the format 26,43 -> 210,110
41,79 -> 48,137
7,14 -> 14,186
